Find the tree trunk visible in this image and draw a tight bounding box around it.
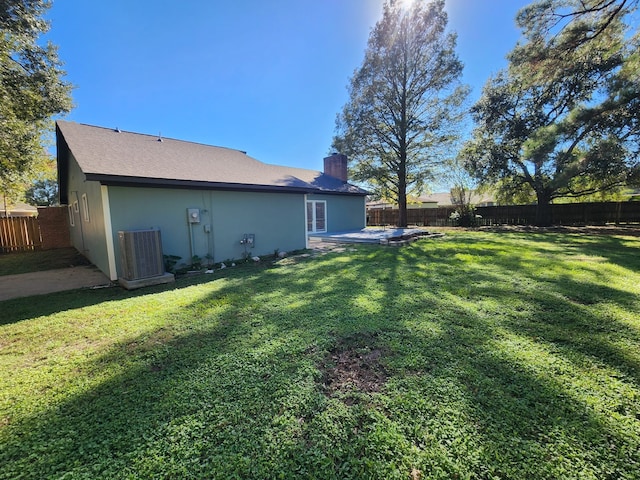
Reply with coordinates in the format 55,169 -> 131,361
397,143 -> 408,227
535,191 -> 553,226
397,162 -> 409,227
398,190 -> 408,227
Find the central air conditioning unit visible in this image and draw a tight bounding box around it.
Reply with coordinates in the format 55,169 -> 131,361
118,229 -> 165,281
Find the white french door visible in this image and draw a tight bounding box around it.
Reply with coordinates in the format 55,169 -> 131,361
306,200 -> 327,233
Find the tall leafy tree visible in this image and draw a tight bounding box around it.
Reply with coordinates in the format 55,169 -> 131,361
24,178 -> 57,205
333,0 -> 467,227
1,0 -> 72,202
464,0 -> 639,225
23,155 -> 57,206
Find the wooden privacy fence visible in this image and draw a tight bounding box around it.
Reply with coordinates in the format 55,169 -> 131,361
0,216 -> 42,253
367,207 -> 457,227
476,202 -> 640,225
367,202 -> 640,227
0,207 -> 70,253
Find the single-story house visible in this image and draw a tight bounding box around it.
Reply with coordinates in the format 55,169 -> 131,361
56,121 -> 367,282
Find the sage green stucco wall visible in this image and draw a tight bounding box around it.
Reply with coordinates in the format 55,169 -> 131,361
65,154 -> 110,276
308,193 -> 366,232
107,187 -> 307,275
63,170 -> 364,279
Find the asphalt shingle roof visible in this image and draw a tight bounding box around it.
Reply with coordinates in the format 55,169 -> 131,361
56,121 -> 366,195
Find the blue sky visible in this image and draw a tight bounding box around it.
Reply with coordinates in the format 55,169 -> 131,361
46,0 -> 529,175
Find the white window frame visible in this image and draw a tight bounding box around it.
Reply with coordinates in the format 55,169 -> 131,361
81,193 -> 90,222
68,205 -> 75,227
306,200 -> 327,233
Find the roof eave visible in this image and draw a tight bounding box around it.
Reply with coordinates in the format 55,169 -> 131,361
86,174 -> 366,195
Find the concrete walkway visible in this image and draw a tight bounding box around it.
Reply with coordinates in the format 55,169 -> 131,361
0,266 -> 112,301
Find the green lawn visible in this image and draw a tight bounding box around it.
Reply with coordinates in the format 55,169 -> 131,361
1,231 -> 639,479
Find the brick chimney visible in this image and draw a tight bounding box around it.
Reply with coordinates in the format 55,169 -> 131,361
323,153 -> 348,182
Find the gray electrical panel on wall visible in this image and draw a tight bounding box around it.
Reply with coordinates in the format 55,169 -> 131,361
240,233 -> 255,247
187,208 -> 200,224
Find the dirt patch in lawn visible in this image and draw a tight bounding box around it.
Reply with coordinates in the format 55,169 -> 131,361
320,334 -> 388,401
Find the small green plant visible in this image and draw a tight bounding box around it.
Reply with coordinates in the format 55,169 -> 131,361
204,253 -> 214,268
191,255 -> 202,270
449,209 -> 479,227
163,254 -> 181,274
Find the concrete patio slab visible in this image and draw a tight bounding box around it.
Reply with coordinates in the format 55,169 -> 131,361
309,227 -> 438,244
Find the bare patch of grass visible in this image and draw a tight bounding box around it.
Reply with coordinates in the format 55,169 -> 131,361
321,334 -> 388,400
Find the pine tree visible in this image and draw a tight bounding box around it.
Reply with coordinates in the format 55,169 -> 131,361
333,0 -> 467,227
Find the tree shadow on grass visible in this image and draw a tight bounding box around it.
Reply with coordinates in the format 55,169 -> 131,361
406,233 -> 640,380
362,236 -> 640,477
0,253 -> 380,478
0,284 -> 165,326
277,236 -> 639,478
0,263 -> 274,326
395,325 -> 639,479
500,230 -> 640,272
1,233 -> 639,479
